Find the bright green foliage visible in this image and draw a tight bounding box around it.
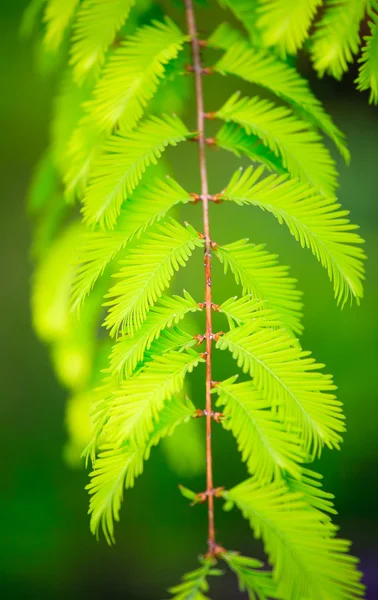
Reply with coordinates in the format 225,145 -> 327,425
221,166 -> 365,305
168,558 -> 223,600
109,292 -> 199,377
357,11 -> 378,103
214,377 -> 306,481
104,219 -> 203,336
70,0 -> 136,83
43,0 -> 79,51
85,18 -> 186,134
71,176 -> 192,311
217,1 -> 259,40
223,552 -> 279,600
214,39 -> 349,161
311,0 -> 366,80
216,92 -> 337,194
83,115 -> 191,228
219,296 -> 283,330
26,0 -> 369,598
216,324 -> 342,456
88,394 -> 196,544
256,0 -> 322,57
223,478 -> 365,599
216,122 -> 288,175
215,240 -> 303,335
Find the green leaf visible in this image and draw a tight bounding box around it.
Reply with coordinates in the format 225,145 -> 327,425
87,395 -> 195,544
20,0 -> 46,38
104,219 -> 203,336
207,22 -> 246,50
43,0 -> 79,51
178,484 -> 201,504
168,558 -> 223,600
216,0 -> 259,40
109,292 -> 200,378
144,327 -> 196,361
222,552 -> 279,600
356,12 -> 378,103
216,324 -> 343,456
285,468 -> 337,518
71,176 -> 192,312
216,122 -> 288,175
82,114 -> 190,228
69,0 -> 135,83
214,377 -> 305,481
224,478 -> 365,599
222,166 -> 365,305
86,17 -> 187,135
311,0 -> 366,80
219,296 -> 282,331
100,350 -> 203,447
214,40 -> 349,161
216,92 -> 337,195
256,0 -> 322,57
215,239 -> 303,335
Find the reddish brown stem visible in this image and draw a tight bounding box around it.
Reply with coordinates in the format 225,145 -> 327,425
185,0 -> 217,556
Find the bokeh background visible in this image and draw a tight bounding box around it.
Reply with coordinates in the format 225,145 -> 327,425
1,1 -> 378,598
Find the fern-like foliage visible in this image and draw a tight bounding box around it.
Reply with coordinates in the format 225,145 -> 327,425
26,0 -> 369,598
70,0 -> 136,83
71,176 -> 192,311
223,552 -> 279,600
214,377 -> 306,482
221,166 -> 365,305
311,0 -> 367,80
223,478 -> 365,599
216,323 -> 342,457
168,558 -> 223,600
104,219 -> 203,336
256,0 -> 322,57
88,394 -> 196,544
215,239 -> 303,335
215,92 -> 337,194
83,115 -> 191,228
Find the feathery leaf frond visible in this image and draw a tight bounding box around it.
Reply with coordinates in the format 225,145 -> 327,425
85,18 -> 186,135
216,92 -> 337,194
168,558 -> 223,600
217,1 -> 259,39
104,219 -> 203,336
256,0 -> 322,57
207,22 -> 247,51
356,11 -> 378,103
101,350 -> 202,447
219,296 -> 282,330
215,239 -> 303,335
216,122 -> 288,175
109,292 -> 199,379
83,114 -> 190,228
43,0 -> 79,51
285,468 -> 337,517
216,324 -> 343,456
311,0 -> 366,80
224,478 -> 365,599
214,40 -> 349,161
71,176 -> 192,311
222,552 -> 279,600
222,166 -> 365,305
87,395 -> 195,544
144,327 -> 196,361
214,377 -> 305,481
70,0 -> 135,83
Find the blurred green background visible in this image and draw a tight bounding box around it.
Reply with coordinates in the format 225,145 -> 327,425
1,1 -> 377,598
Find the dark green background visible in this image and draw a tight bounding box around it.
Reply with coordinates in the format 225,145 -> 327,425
1,1 -> 377,598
